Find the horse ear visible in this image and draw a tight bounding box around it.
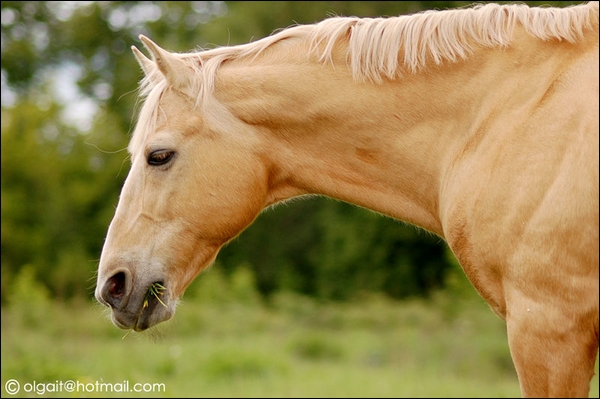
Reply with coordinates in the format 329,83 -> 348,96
131,45 -> 154,76
137,35 -> 194,91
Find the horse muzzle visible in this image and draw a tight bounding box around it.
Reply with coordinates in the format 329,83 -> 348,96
95,268 -> 175,331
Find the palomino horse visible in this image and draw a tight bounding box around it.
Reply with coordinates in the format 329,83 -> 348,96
95,2 -> 599,397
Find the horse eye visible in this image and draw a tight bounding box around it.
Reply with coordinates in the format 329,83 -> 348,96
147,149 -> 175,166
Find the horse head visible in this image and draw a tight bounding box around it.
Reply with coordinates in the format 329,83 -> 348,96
94,36 -> 269,331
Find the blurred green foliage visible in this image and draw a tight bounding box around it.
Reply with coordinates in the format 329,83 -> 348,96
0,1 -> 582,304
3,257 -> 598,397
1,282 -> 527,398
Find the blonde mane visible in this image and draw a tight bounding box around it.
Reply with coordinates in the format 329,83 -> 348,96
131,1 -> 598,153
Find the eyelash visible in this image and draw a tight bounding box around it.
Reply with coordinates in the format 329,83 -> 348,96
147,149 -> 175,166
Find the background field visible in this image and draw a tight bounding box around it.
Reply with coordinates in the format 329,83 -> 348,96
2,266 -> 598,398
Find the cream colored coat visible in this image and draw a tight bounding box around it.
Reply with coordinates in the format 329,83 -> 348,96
96,2 -> 599,397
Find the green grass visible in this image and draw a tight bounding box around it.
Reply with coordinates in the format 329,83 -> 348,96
1,290 -> 598,398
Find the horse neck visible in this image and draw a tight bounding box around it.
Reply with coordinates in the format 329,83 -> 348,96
214,32 -> 590,237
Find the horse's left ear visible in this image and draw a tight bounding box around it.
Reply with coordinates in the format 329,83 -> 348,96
138,35 -> 194,91
131,45 -> 155,77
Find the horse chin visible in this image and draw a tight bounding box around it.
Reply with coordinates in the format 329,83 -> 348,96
136,304 -> 174,332
108,288 -> 176,332
110,304 -> 174,332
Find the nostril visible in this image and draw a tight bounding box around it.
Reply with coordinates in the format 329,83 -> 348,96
102,271 -> 127,308
108,272 -> 126,297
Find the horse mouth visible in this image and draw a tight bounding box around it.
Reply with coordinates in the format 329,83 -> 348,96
105,280 -> 175,332
135,281 -> 169,331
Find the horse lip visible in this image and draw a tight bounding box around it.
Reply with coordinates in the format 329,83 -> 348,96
108,283 -> 174,331
134,308 -> 154,331
110,308 -> 141,330
110,301 -> 173,331
134,284 -> 170,331
134,303 -> 174,331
